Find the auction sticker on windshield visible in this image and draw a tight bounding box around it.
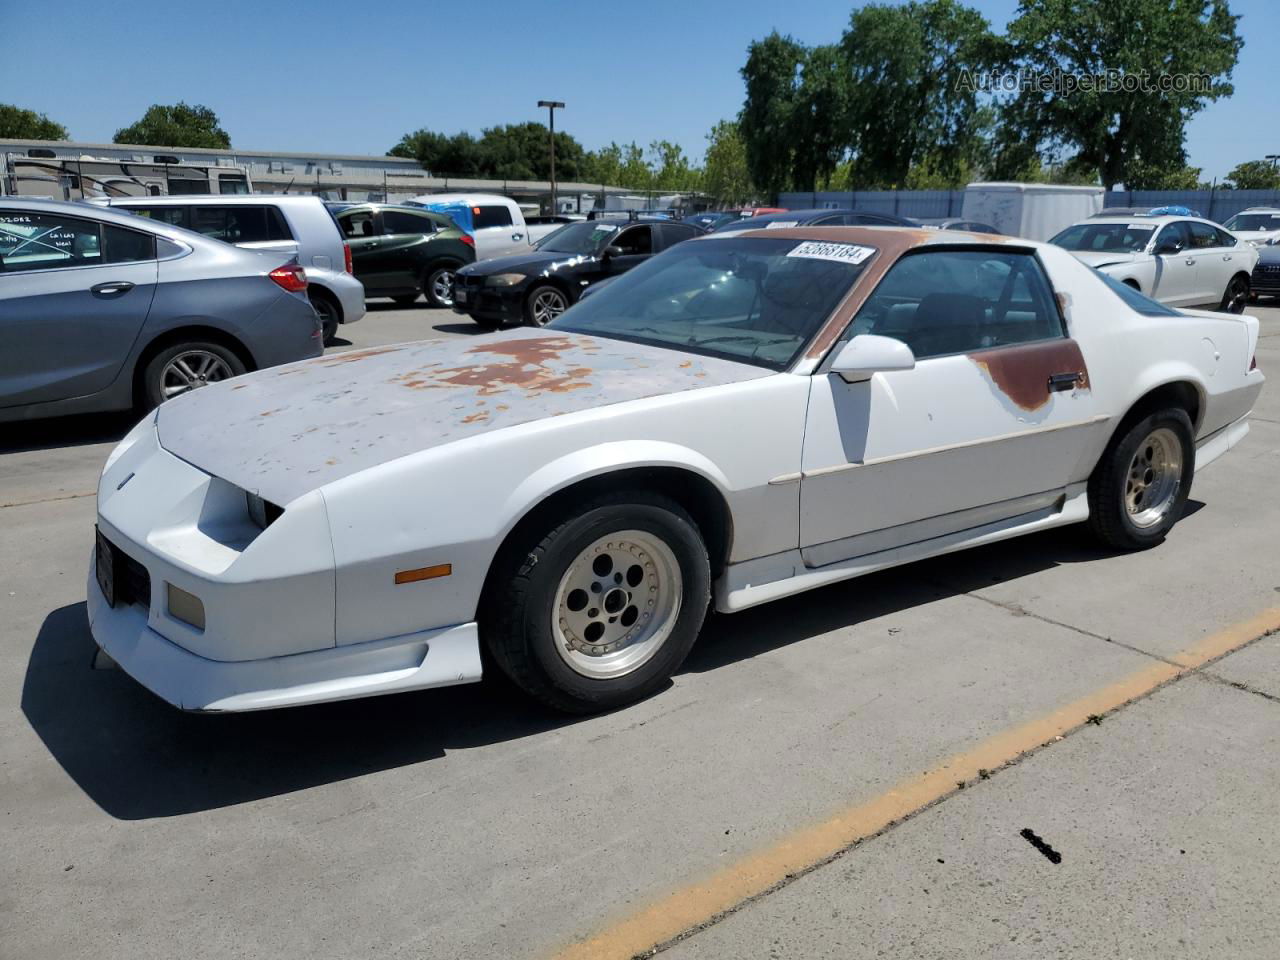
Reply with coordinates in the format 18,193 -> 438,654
787,241 -> 875,264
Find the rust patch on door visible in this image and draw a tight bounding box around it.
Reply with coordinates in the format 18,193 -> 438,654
969,339 -> 1090,412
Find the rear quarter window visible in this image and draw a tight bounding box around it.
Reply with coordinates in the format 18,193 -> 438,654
473,205 -> 513,229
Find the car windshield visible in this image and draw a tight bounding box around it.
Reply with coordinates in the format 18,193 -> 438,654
550,236 -> 875,370
536,221 -> 626,254
1224,213 -> 1280,232
1051,222 -> 1155,253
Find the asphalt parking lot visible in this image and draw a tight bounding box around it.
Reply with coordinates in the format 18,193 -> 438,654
5,298 -> 1280,959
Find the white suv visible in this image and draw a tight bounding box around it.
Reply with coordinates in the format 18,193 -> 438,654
1050,215 -> 1258,313
1223,207 -> 1280,248
100,195 -> 366,343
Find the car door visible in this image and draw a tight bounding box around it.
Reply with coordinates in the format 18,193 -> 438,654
603,224 -> 654,276
0,208 -> 158,408
1185,220 -> 1235,305
377,209 -> 437,292
337,208 -> 387,293
798,247 -> 1101,566
1149,221 -> 1198,304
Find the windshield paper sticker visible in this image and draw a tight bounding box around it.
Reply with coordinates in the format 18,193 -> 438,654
764,220 -> 800,229
787,241 -> 875,264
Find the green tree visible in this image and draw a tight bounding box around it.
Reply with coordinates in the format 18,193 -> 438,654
476,122 -> 587,181
114,102 -> 230,148
842,0 -> 997,188
389,129 -> 482,177
791,44 -> 850,192
702,120 -> 753,205
739,31 -> 807,198
1125,161 -> 1208,190
647,140 -> 700,191
0,103 -> 68,140
996,0 -> 1242,189
1224,160 -> 1280,190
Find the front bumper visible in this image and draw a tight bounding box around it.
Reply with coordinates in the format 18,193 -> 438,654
452,281 -> 526,323
88,558 -> 481,711
1251,265 -> 1280,296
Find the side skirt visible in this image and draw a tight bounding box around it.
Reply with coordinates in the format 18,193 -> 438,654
715,484 -> 1089,613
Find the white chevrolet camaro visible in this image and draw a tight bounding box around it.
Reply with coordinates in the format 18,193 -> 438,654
90,227 -> 1265,713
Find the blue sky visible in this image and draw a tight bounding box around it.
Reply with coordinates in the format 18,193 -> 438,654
4,0 -> 1275,181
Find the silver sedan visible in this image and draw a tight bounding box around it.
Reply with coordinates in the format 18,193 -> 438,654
0,197 -> 322,423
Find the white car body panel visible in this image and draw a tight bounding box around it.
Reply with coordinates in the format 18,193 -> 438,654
406,193 -> 560,261
89,232 -> 1265,711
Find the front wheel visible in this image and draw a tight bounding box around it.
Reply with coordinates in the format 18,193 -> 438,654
523,284 -> 569,326
483,491 -> 710,713
1221,274 -> 1250,314
1087,408 -> 1194,550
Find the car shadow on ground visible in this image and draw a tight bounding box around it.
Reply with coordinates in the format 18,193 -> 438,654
0,411 -> 136,455
21,512 -> 1201,822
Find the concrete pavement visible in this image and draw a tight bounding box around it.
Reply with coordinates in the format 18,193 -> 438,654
3,299 -> 1279,960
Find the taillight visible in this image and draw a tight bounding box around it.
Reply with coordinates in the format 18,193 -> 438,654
460,234 -> 475,249
269,263 -> 308,293
343,242 -> 353,274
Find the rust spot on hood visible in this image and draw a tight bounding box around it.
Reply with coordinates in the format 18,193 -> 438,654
396,336 -> 597,397
969,339 -> 1090,412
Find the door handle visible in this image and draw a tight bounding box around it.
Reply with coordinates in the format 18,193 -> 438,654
90,281 -> 135,297
1223,254 -> 1232,261
512,232 -> 524,241
1184,258 -> 1195,266
1048,371 -> 1083,392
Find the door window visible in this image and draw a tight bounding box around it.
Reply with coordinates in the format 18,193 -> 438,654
102,224 -> 156,263
1187,221 -> 1221,249
339,210 -> 376,239
381,210 -> 435,235
127,206 -> 190,228
473,205 -> 513,229
187,206 -> 288,243
1,211 -> 107,271
658,223 -> 699,247
1153,222 -> 1189,253
849,250 -> 1064,359
1214,226 -> 1238,248
612,225 -> 653,255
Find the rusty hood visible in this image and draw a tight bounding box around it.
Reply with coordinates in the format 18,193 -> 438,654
155,328 -> 770,504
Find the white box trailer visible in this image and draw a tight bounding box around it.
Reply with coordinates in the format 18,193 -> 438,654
961,182 -> 1104,241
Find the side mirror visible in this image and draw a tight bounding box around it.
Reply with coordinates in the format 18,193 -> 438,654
829,335 -> 916,384
603,245 -> 624,259
1155,239 -> 1181,255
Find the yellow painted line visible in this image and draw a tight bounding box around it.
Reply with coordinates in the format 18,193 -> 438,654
552,606 -> 1280,960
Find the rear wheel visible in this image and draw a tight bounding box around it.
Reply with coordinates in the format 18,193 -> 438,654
483,491 -> 710,713
424,263 -> 460,308
310,292 -> 340,343
1087,408 -> 1194,550
142,342 -> 245,409
524,284 -> 569,326
1221,274 -> 1250,314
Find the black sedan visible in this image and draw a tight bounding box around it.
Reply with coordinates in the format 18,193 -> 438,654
453,217 -> 705,328
712,208 -> 919,232
1253,244 -> 1280,301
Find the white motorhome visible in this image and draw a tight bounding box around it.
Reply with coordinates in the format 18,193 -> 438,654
405,193 -> 561,260
2,151 -> 252,200
961,182 -> 1104,241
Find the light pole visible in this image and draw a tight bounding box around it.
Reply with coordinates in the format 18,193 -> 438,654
538,100 -> 565,214
1267,154 -> 1280,168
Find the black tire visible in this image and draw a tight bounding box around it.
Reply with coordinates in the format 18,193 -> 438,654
523,284 -> 570,327
424,262 -> 461,309
1087,407 -> 1194,550
1220,274 -> 1250,314
483,491 -> 711,713
310,291 -> 340,344
141,341 -> 246,410
392,294 -> 420,308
